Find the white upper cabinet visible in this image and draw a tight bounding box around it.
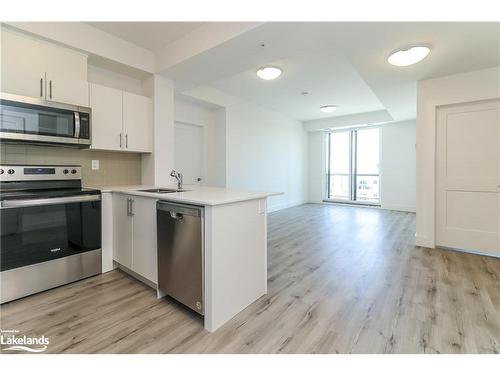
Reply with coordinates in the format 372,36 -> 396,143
90,84 -> 123,151
1,28 -> 88,107
123,92 -> 153,152
90,83 -> 153,153
1,28 -> 47,99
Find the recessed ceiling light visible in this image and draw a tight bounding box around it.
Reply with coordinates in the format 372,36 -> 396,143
387,46 -> 430,66
320,105 -> 337,113
257,66 -> 282,80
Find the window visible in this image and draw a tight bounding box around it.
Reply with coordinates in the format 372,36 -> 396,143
326,127 -> 380,204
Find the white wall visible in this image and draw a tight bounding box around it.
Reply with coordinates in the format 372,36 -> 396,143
87,65 -> 146,96
416,66 -> 500,248
307,120 -> 417,212
381,120 -> 416,212
307,131 -> 327,203
184,86 -> 308,212
303,110 -> 393,131
141,75 -> 175,186
174,98 -> 226,187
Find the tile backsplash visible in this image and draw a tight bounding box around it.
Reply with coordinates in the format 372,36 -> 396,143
0,144 -> 142,188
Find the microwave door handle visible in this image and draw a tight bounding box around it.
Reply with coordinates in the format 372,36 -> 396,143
74,112 -> 81,138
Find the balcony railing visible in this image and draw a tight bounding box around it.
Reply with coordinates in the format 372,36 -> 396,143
327,173 -> 379,203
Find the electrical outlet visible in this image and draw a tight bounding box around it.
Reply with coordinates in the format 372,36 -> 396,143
92,160 -> 99,170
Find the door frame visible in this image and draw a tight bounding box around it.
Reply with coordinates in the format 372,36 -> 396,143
434,98 -> 500,257
415,68 -> 499,249
174,120 -> 207,186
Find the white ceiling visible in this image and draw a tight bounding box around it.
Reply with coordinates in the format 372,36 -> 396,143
87,22 -> 500,122
212,51 -> 385,120
87,22 -> 204,51
161,22 -> 500,121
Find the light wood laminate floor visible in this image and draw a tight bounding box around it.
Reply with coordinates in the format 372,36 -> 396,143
1,204 -> 499,354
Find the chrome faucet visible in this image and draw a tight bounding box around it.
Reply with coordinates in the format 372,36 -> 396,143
170,170 -> 183,190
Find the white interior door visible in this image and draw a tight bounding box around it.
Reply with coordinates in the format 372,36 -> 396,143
436,99 -> 500,256
174,122 -> 204,186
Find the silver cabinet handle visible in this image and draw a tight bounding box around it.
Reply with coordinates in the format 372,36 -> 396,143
49,80 -> 53,99
119,133 -> 122,148
40,78 -> 44,97
126,198 -> 134,216
1,194 -> 101,209
125,134 -> 128,148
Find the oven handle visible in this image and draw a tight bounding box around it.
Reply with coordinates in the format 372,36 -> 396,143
0,194 -> 101,209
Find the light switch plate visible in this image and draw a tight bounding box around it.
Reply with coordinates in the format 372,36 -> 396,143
92,160 -> 99,170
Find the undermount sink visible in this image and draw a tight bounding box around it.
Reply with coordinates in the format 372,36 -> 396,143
137,188 -> 188,193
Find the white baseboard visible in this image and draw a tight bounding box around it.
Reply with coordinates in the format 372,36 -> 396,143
268,199 -> 305,213
380,204 -> 416,213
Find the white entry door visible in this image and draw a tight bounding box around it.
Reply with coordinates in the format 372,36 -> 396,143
436,99 -> 500,256
174,122 -> 204,186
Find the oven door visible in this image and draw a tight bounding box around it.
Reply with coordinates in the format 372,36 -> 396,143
0,195 -> 101,272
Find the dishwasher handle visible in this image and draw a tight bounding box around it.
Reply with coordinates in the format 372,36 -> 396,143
170,212 -> 183,220
157,201 -> 203,218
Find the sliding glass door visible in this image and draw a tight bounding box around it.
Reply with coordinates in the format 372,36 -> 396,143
326,127 -> 380,204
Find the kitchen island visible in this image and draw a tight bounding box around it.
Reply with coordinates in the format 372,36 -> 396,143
97,185 -> 280,332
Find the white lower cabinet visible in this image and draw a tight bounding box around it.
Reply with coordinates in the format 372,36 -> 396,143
131,196 -> 158,283
113,194 -> 158,284
113,194 -> 133,269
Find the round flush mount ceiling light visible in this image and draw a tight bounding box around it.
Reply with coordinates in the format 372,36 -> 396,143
256,66 -> 282,80
320,105 -> 337,113
387,45 -> 430,66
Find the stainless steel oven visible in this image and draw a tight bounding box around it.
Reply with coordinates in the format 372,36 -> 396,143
0,93 -> 91,147
0,165 -> 101,303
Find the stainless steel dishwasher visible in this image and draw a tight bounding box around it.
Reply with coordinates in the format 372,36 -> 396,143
157,201 -> 204,315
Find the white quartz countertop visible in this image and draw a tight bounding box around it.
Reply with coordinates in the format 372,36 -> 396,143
89,184 -> 282,206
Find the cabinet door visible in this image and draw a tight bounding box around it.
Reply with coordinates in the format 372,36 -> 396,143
1,29 -> 47,99
113,194 -> 133,269
131,196 -> 158,283
123,92 -> 153,153
46,71 -> 89,107
90,84 -> 124,151
45,42 -> 88,106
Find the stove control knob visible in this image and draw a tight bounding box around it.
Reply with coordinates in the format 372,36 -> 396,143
0,169 -> 4,175
7,169 -> 15,175
71,169 -> 77,174
63,169 -> 69,174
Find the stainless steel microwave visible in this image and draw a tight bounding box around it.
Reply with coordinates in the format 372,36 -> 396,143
0,93 -> 91,147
